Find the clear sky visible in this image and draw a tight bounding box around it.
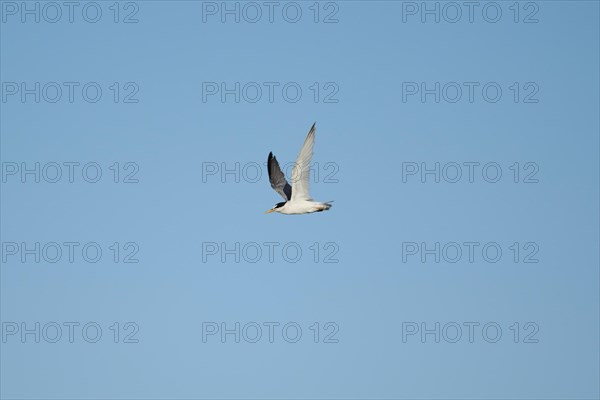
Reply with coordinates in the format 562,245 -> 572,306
1,1 -> 599,399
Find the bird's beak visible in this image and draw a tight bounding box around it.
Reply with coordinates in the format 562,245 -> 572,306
265,209 -> 275,214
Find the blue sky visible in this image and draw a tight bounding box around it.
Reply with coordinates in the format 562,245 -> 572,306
1,1 -> 599,399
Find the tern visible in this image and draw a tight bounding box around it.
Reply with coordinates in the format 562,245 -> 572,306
265,123 -> 332,215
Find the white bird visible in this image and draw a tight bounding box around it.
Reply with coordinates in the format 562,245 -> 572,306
265,123 -> 332,215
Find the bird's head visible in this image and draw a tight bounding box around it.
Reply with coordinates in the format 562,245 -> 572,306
265,202 -> 286,214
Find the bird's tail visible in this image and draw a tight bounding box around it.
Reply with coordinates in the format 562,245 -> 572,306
321,201 -> 333,211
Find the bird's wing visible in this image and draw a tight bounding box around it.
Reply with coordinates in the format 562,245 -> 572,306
291,123 -> 316,201
268,152 -> 292,201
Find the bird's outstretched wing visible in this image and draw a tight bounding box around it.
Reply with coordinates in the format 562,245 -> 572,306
291,123 -> 316,201
268,152 -> 292,201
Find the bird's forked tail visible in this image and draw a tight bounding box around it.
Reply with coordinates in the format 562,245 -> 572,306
319,201 -> 333,211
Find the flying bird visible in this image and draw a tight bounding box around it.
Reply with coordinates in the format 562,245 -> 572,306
265,123 -> 332,215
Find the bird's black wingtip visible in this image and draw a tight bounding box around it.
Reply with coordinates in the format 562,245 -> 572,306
267,152 -> 273,179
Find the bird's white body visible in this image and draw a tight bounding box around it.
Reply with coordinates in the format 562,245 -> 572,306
275,200 -> 332,215
265,123 -> 332,216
